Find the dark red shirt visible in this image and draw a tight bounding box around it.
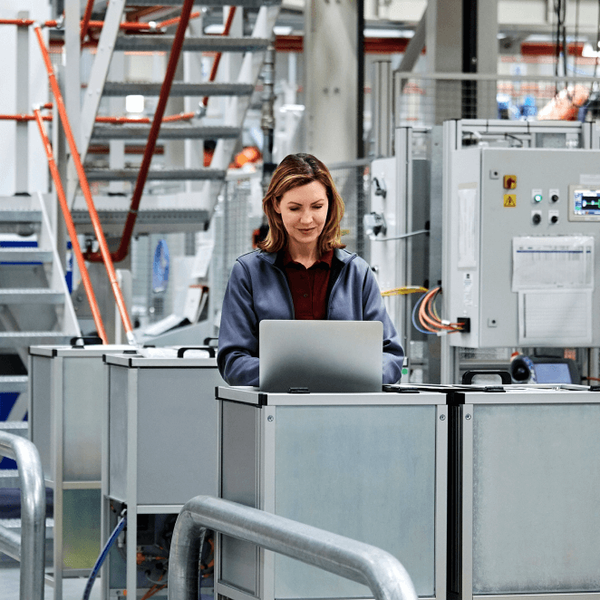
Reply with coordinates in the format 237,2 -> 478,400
283,249 -> 334,320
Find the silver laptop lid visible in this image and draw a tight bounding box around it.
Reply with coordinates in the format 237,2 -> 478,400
259,320 -> 383,393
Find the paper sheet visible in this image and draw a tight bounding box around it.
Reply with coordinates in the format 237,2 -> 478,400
518,289 -> 592,345
512,236 -> 594,291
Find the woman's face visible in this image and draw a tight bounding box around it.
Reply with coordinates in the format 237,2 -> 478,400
275,181 -> 329,254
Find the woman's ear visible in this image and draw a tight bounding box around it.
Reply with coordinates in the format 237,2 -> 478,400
274,201 -> 281,215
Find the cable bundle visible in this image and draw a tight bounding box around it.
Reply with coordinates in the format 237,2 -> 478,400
412,287 -> 465,335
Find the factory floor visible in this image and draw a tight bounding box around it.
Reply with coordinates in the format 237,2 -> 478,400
0,565 -> 101,599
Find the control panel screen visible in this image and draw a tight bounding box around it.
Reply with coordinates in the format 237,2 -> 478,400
569,185 -> 600,221
533,362 -> 572,384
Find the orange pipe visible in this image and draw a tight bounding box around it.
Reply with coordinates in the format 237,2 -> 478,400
33,108 -> 108,345
203,7 -> 236,107
161,111 -> 195,122
0,114 -> 51,121
157,10 -> 201,29
34,25 -> 136,345
80,0 -> 95,43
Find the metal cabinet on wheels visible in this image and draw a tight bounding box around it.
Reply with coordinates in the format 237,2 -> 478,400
447,385 -> 600,600
102,349 -> 223,600
216,386 -> 448,600
28,343 -> 131,600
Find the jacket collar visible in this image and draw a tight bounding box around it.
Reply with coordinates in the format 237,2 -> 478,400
259,248 -> 355,266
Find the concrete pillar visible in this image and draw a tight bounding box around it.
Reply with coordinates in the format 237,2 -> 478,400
305,0 -> 358,163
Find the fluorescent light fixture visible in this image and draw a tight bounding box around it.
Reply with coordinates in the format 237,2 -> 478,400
273,26 -> 293,35
126,95 -> 145,114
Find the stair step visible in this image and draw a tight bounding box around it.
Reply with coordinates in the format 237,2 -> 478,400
0,376 -> 28,394
0,289 -> 65,304
114,35 -> 270,53
0,422 -> 27,434
0,248 -> 52,263
85,168 -> 227,182
91,124 -> 241,141
0,471 -> 20,488
102,81 -> 254,97
0,517 -> 54,538
0,333 -> 72,347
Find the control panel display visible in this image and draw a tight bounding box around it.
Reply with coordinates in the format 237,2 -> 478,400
569,185 -> 600,221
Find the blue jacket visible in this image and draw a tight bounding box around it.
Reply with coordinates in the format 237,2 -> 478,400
217,248 -> 404,386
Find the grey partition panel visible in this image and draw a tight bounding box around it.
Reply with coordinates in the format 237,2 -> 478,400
29,355 -> 51,477
273,405 -> 436,599
136,368 -> 220,504
471,403 -> 600,594
220,401 -> 261,596
108,366 -> 129,502
63,357 -> 103,480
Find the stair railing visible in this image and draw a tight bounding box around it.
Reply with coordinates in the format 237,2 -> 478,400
0,431 -> 46,600
168,495 -> 418,600
34,23 -> 137,346
32,107 -> 109,344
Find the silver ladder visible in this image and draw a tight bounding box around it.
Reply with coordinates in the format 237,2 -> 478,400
0,192 -> 80,422
68,0 -> 281,236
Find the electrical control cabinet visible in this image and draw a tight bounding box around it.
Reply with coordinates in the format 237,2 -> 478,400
445,147 -> 600,348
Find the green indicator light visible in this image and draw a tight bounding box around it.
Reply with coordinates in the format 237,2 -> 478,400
533,194 -> 543,203
402,368 -> 409,375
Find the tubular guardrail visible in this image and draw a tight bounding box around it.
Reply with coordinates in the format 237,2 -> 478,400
0,431 -> 46,600
168,495 -> 418,600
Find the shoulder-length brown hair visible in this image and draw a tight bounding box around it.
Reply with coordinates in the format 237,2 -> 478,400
258,153 -> 346,256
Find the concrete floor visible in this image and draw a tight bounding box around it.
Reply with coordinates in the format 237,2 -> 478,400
0,566 -> 102,600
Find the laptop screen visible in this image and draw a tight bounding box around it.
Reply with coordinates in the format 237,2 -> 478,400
259,320 -> 383,393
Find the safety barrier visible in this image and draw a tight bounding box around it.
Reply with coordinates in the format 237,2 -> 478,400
0,431 -> 46,600
168,495 -> 418,600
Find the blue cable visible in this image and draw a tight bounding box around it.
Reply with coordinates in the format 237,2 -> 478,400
82,513 -> 127,600
412,292 -> 436,335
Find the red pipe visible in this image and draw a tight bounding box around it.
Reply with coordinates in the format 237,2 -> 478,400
202,7 -> 237,107
85,0 -> 196,264
34,24 -> 136,345
33,107 -> 108,345
0,114 -> 51,121
80,0 -> 95,43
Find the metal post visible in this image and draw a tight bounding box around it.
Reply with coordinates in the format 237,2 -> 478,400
168,496 -> 418,600
0,431 -> 46,600
15,12 -> 29,194
261,40 -> 276,194
373,61 -> 393,158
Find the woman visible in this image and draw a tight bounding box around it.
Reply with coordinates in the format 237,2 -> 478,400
217,153 -> 404,386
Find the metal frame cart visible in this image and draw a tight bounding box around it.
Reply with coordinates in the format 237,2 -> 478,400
102,348 -> 223,600
28,343 -> 131,600
216,386 -> 448,600
448,385 -> 600,600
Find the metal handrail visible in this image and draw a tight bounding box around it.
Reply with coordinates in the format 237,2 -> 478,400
168,496 -> 418,600
0,431 -> 46,600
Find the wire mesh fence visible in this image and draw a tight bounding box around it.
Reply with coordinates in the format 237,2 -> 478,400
394,73 -> 600,128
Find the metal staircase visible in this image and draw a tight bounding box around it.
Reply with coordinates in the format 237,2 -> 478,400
0,193 -> 80,421
68,0 -> 281,237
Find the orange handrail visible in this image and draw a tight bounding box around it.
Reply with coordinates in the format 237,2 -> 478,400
0,111 -> 195,124
34,24 -> 136,346
84,0 -> 196,264
33,107 -> 108,345
80,0 -> 94,43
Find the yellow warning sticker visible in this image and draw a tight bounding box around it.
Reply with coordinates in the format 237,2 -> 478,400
503,194 -> 517,207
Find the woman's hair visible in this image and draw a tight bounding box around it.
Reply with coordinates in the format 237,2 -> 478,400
258,153 -> 346,255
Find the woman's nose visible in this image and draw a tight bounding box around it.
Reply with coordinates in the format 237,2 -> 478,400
299,211 -> 312,223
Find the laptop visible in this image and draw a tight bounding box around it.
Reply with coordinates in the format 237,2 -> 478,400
259,320 -> 383,393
